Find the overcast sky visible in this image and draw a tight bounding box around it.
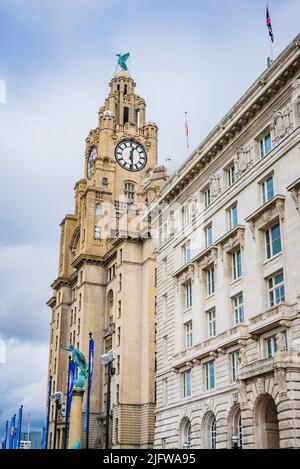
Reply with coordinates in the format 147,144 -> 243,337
0,0 -> 299,434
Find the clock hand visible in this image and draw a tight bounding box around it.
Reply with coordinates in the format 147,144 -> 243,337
129,148 -> 134,169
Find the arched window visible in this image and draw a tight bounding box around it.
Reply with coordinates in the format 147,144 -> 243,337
238,414 -> 243,448
211,417 -> 217,449
181,419 -> 192,448
95,203 -> 102,216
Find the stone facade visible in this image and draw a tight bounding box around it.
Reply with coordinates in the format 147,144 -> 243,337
153,35 -> 300,449
46,70 -> 167,449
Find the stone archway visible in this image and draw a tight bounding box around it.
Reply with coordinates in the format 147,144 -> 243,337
254,394 -> 279,449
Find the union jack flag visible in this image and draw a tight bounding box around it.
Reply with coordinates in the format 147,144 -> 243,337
266,5 -> 274,43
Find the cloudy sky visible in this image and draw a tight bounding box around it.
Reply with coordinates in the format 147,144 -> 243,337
0,0 -> 299,434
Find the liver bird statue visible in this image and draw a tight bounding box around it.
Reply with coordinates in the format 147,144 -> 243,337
116,52 -> 130,71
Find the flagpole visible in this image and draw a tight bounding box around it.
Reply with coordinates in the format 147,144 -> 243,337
18,406 -> 23,449
64,356 -> 71,449
85,332 -> 92,449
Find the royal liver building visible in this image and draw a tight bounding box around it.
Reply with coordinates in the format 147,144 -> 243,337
153,35 -> 300,449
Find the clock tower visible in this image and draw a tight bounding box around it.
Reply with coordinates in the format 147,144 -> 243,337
46,65 -> 167,449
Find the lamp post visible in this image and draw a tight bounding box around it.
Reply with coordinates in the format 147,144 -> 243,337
51,391 -> 63,449
101,350 -> 116,449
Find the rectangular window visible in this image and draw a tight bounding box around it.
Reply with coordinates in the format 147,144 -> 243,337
119,274 -> 122,291
116,384 -> 120,404
185,282 -> 192,310
118,300 -> 121,318
233,293 -> 244,324
115,418 -> 119,444
207,267 -> 215,296
260,132 -> 272,158
102,177 -> 109,187
204,187 -> 211,208
228,205 -> 238,229
163,258 -> 168,279
182,205 -> 190,227
207,308 -> 216,337
205,361 -> 215,390
94,226 -> 101,239
183,241 -> 191,264
185,321 -> 193,348
265,223 -> 281,259
227,165 -> 236,187
261,175 -> 274,204
117,327 -> 121,346
162,378 -> 168,405
95,203 -> 102,216
163,294 -> 168,320
205,225 -> 213,248
268,272 -> 285,307
163,336 -> 168,362
124,182 -> 135,203
231,351 -> 239,382
232,250 -> 242,280
183,370 -> 192,398
117,355 -> 120,374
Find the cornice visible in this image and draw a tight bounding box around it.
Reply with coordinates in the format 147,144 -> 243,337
47,296 -> 57,309
71,253 -> 103,270
51,277 -> 70,291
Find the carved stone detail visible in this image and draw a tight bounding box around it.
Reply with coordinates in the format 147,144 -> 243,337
199,247 -> 218,270
257,377 -> 265,395
238,347 -> 248,367
223,228 -> 245,253
271,103 -> 294,146
179,265 -> 195,284
274,368 -> 288,398
209,172 -> 222,199
235,144 -> 253,176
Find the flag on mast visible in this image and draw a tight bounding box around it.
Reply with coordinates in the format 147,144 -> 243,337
185,112 -> 189,149
266,4 -> 274,43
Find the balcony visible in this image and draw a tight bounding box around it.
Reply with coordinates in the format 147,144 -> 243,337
173,324 -> 248,370
215,224 -> 245,254
238,352 -> 294,381
248,303 -> 296,337
245,194 -> 285,237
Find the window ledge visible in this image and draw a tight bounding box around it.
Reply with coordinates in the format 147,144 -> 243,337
263,251 -> 282,266
192,245 -> 218,269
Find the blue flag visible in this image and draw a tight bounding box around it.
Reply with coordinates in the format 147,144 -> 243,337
41,377 -> 52,449
13,406 -> 23,449
67,360 -> 76,422
84,338 -> 94,433
8,415 -> 16,449
2,420 -> 8,449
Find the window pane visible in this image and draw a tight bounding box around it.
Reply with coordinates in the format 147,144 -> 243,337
271,224 -> 281,256
265,133 -> 272,154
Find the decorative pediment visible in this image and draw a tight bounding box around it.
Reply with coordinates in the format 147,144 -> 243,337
179,265 -> 195,285
245,195 -> 285,238
193,246 -> 218,270
216,225 -> 245,254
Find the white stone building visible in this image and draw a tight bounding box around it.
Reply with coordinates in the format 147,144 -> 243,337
153,35 -> 300,449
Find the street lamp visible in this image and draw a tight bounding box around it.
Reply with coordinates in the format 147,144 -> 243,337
101,350 -> 116,449
50,391 -> 63,449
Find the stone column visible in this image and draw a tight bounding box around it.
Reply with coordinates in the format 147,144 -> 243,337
68,387 -> 85,449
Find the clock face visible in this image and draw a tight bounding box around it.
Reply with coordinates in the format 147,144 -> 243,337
87,146 -> 97,180
115,140 -> 147,172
